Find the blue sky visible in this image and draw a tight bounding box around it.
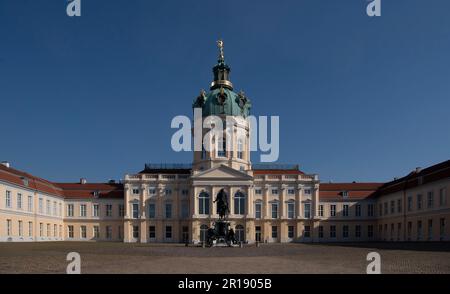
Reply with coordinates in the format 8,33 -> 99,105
0,0 -> 449,183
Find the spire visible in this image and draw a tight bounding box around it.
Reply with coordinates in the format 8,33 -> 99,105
211,39 -> 233,90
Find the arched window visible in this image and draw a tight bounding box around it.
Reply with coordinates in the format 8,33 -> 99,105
234,191 -> 246,215
198,191 -> 210,215
217,137 -> 226,158
235,225 -> 245,242
237,138 -> 243,159
200,225 -> 208,242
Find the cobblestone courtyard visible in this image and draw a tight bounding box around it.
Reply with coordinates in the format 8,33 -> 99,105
0,242 -> 449,274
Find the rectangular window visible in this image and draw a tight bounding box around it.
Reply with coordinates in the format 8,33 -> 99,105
149,188 -> 156,195
318,205 -> 324,217
407,196 -> 413,211
355,225 -> 361,238
132,203 -> 139,219
165,226 -> 172,239
59,203 -> 62,216
28,195 -> 33,212
390,200 -> 395,214
397,223 -> 401,240
287,189 -> 295,195
149,226 -> 156,239
53,201 -> 57,216
93,204 -> 99,217
255,189 -> 262,195
255,202 -> 262,219
119,204 -> 125,217
343,225 -> 349,238
343,204 -> 349,217
106,204 -> 113,217
148,203 -> 156,218
427,191 -> 434,208
80,204 -> 87,217
271,189 -> 278,195
304,189 -> 311,195
106,226 -> 113,239
407,222 -> 412,240
68,225 -> 74,238
39,223 -> 43,237
330,225 -> 336,238
304,203 -> 311,218
93,226 -> 100,238
355,204 -> 361,217
47,224 -> 50,237
46,200 -> 50,215
304,226 -> 311,238
54,224 -> 57,237
384,202 -> 388,215
428,219 -> 433,240
271,203 -> 278,219
118,226 -> 123,240
417,220 -> 423,240
368,204 -> 374,217
132,188 -> 140,195
287,202 -> 295,219
271,226 -> 278,238
181,189 -> 189,196
67,204 -> 74,217
390,223 -> 394,240
368,225 -> 374,238
165,189 -> 172,196
417,194 -> 423,210
165,203 -> 172,219
80,226 -> 87,239
379,204 -> 383,216
330,204 -> 336,217
440,218 -> 445,241
397,199 -> 402,213
288,226 -> 294,238
5,191 -> 11,208
181,201 -> 189,218
39,198 -> 43,213
17,193 -> 22,210
18,221 -> 23,236
318,226 -> 324,238
132,226 -> 139,239
439,188 -> 447,206
28,222 -> 33,237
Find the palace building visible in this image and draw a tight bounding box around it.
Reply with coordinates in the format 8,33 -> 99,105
0,42 -> 449,243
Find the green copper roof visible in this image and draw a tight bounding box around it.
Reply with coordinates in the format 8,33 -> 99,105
193,87 -> 251,118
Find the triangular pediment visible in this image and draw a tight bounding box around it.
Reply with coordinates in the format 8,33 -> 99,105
191,165 -> 253,181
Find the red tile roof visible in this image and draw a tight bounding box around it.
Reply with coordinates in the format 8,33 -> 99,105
54,183 -> 124,199
0,164 -> 123,199
319,183 -> 383,201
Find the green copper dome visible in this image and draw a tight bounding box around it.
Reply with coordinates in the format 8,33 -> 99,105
192,40 -> 252,118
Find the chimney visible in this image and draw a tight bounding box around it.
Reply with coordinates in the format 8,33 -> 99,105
108,179 -> 116,184
80,178 -> 87,185
1,161 -> 10,168
415,167 -> 422,173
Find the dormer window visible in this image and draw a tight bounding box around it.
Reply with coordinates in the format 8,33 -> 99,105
342,191 -> 349,198
93,191 -> 100,198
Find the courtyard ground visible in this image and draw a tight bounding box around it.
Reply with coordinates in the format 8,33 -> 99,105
0,242 -> 449,274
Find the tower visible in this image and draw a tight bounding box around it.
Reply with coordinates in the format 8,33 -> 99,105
192,40 -> 252,173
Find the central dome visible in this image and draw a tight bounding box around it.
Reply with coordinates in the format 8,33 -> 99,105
192,40 -> 251,118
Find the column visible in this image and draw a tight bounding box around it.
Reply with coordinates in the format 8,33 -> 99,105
140,220 -> 147,243
280,185 -> 287,219
228,186 -> 234,218
263,185 -> 270,219
296,184 -> 303,219
313,184 -> 319,218
246,185 -> 253,218
140,184 -> 147,219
